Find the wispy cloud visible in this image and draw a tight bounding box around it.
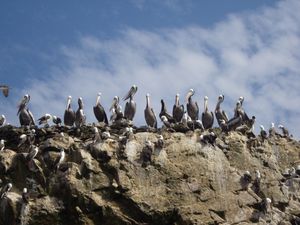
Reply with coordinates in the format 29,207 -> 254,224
1,0 -> 300,138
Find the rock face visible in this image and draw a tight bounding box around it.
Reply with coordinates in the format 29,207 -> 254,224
0,125 -> 300,225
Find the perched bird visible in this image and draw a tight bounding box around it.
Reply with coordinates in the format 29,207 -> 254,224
200,132 -> 217,145
215,95 -> 228,126
155,135 -> 164,149
0,183 -> 12,198
252,170 -> 261,194
269,122 -> 276,136
0,139 -> 5,151
260,125 -> 268,142
93,93 -> 108,125
227,115 -> 243,131
0,85 -> 9,97
241,171 -> 252,190
278,124 -> 289,137
52,116 -> 62,127
186,89 -> 199,121
194,120 -> 204,131
26,145 -> 39,162
262,198 -> 272,214
93,127 -> 101,143
141,140 -> 154,167
18,134 -> 28,147
159,99 -> 175,123
144,94 -> 157,128
64,96 -> 76,127
173,93 -> 184,123
161,115 -> 171,128
101,131 -> 111,140
0,115 -> 6,126
22,187 -> 29,203
202,96 -> 214,129
123,85 -> 138,121
75,97 -> 86,127
110,96 -> 123,122
38,113 -> 52,127
18,94 -> 35,126
54,149 -> 65,172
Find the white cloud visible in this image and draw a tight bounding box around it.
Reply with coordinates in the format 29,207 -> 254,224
1,0 -> 300,138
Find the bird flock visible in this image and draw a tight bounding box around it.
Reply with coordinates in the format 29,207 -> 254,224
0,84 -> 295,208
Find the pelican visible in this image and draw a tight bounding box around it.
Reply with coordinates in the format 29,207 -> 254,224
215,95 -> 228,126
0,115 -> 6,126
75,97 -> 86,127
0,183 -> 12,199
202,96 -> 214,129
0,139 -> 5,151
110,96 -> 123,122
38,113 -> 52,126
18,94 -> 35,126
26,145 -> 39,161
234,98 -> 250,122
269,123 -> 276,136
144,93 -> 157,128
52,116 -> 62,126
93,93 -> 108,124
186,89 -> 199,120
123,85 -> 138,121
173,93 -> 184,123
64,96 -> 75,127
0,85 -> 9,97
54,149 -> 65,172
278,124 -> 289,137
155,135 -> 164,149
161,115 -> 171,128
93,127 -> 101,143
159,99 -> 175,123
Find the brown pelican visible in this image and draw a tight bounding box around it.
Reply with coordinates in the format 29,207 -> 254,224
0,183 -> 12,198
75,97 -> 86,127
110,96 -> 123,122
159,99 -> 175,123
26,145 -> 39,162
186,89 -> 199,120
215,95 -> 228,126
0,85 -> 9,97
234,98 -> 250,122
0,139 -> 5,151
0,115 -> 6,126
173,93 -> 184,123
269,123 -> 276,136
64,96 -> 75,127
38,113 -> 52,126
93,93 -> 108,124
123,85 -> 138,121
18,94 -> 35,126
202,96 -> 214,129
144,93 -> 157,128
54,149 -> 65,172
278,124 -> 289,137
226,115 -> 243,131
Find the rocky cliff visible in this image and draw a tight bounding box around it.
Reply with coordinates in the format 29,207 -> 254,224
0,124 -> 300,225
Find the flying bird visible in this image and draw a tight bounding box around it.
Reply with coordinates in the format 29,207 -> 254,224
0,85 -> 9,97
123,85 -> 138,121
93,93 -> 108,124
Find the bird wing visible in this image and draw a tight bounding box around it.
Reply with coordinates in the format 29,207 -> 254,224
28,110 -> 35,125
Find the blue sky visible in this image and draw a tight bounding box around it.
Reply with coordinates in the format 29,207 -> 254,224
1,0 -> 300,138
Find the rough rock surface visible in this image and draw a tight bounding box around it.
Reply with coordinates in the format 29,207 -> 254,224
0,125 -> 300,225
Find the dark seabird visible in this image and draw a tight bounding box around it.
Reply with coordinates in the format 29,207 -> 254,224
93,93 -> 108,125
262,198 -> 272,214
75,97 -> 86,127
0,115 -> 6,126
215,95 -> 228,126
227,115 -> 243,131
260,125 -> 268,141
123,85 -> 138,121
0,85 -> 9,97
268,123 -> 276,136
278,124 -> 289,137
144,93 -> 157,128
52,116 -> 62,126
241,171 -> 252,190
26,146 -> 39,162
155,135 -> 164,149
234,98 -> 250,123
18,94 -> 35,126
141,140 -> 153,167
252,170 -> 261,194
22,188 -> 29,203
64,96 -> 76,127
0,139 -> 5,151
38,113 -> 52,126
194,120 -> 204,131
202,96 -> 214,129
110,96 -> 123,122
159,99 -> 175,123
173,93 -> 184,123
200,132 -> 217,145
186,89 -> 199,121
0,183 -> 12,199
54,149 -> 65,172
161,115 -> 171,128
19,129 -> 36,147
